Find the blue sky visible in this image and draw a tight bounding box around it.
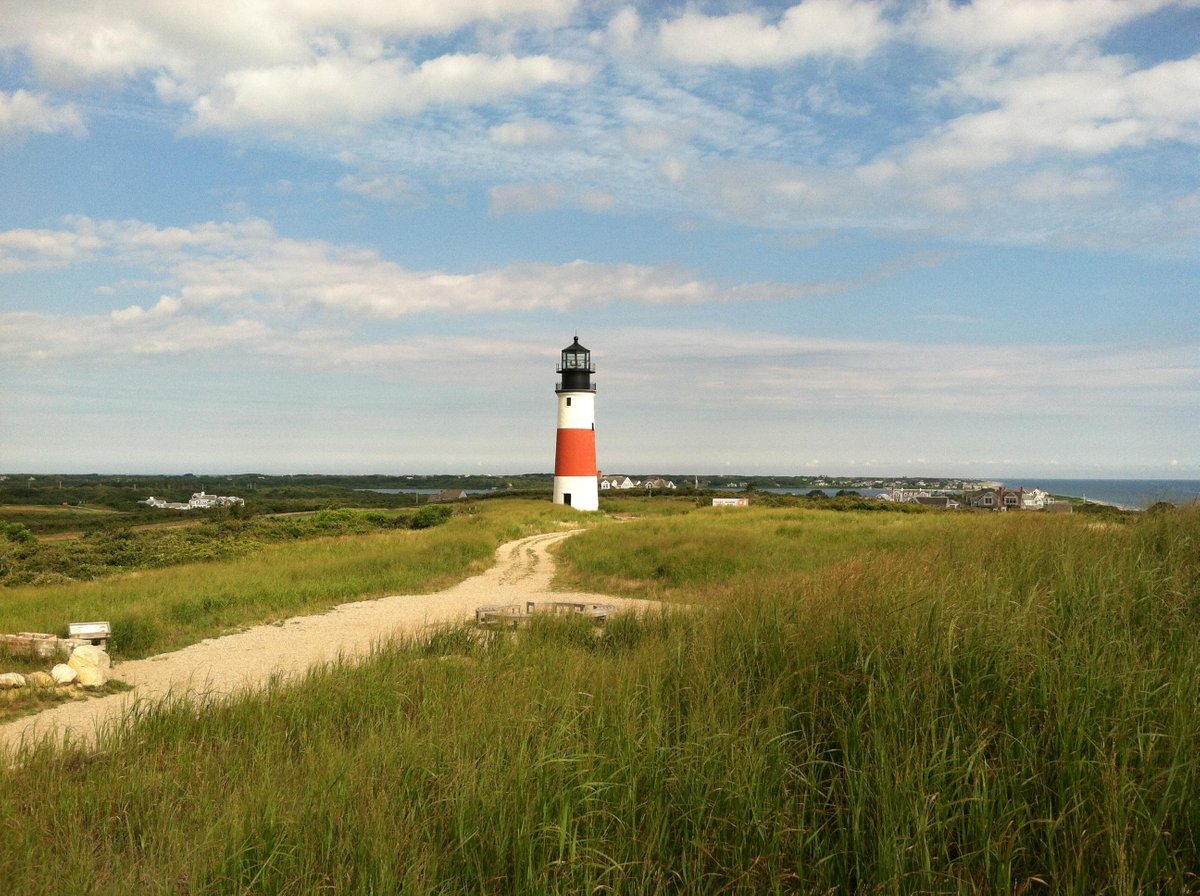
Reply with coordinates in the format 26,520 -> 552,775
1,0 -> 1197,478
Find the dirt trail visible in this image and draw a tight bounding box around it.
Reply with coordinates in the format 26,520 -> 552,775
1,528 -> 641,755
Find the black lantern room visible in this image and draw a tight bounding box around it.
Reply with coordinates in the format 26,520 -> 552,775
556,336 -> 596,393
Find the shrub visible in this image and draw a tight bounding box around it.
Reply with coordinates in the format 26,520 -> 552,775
0,522 -> 34,543
411,504 -> 453,529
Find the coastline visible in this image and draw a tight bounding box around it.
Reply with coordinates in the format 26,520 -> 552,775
998,479 -> 1200,512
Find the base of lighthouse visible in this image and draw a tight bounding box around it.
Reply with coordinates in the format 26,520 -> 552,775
554,475 -> 599,511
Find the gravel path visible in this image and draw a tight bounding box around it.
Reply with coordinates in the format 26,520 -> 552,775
1,529 -> 642,755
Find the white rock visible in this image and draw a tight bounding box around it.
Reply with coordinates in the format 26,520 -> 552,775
0,672 -> 26,689
26,671 -> 55,687
68,645 -> 110,688
51,663 -> 78,685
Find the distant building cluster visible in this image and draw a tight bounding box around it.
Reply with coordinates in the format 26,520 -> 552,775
877,488 -> 961,509
878,486 -> 1070,512
142,491 -> 245,511
599,476 -> 677,490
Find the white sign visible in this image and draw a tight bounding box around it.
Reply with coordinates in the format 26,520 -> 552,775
712,497 -> 750,507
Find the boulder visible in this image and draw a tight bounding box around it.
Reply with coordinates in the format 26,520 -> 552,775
68,645 -> 110,688
26,671 -> 55,687
51,664 -> 78,685
0,672 -> 26,689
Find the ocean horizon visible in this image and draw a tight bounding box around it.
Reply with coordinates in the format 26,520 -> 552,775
748,479 -> 1199,511
997,479 -> 1200,510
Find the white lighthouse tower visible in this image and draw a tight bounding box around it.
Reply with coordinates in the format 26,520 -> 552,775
553,336 -> 599,511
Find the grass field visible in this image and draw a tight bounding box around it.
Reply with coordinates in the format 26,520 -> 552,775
0,500 -> 576,657
0,500 -> 1197,893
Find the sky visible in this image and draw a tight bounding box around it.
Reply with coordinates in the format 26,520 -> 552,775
0,0 -> 1197,479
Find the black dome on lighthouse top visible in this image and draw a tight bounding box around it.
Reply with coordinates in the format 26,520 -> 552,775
562,336 -> 589,355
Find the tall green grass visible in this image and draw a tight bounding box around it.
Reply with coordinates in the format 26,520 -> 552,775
1,506 -> 1196,893
0,500 -> 579,658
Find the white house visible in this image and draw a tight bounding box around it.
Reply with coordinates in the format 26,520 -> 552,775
1021,488 -> 1051,509
600,476 -> 638,490
642,477 -> 677,490
188,491 -> 245,509
142,491 -> 244,510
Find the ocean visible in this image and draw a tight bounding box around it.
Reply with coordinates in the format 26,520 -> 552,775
736,480 -> 1200,510
997,479 -> 1200,511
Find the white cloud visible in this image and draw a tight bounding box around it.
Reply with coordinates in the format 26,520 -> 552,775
624,126 -> 676,153
7,308 -> 1195,425
1005,166 -> 1118,201
660,0 -> 892,66
0,90 -> 86,139
488,181 -> 569,214
16,13 -> 176,86
578,189 -> 616,212
0,223 -> 103,272
605,7 -> 642,52
3,0 -> 578,86
914,0 -> 1176,52
337,173 -> 414,202
602,328 -> 1200,416
190,52 -> 587,129
110,295 -> 183,321
293,0 -> 577,34
489,119 -> 562,146
0,309 -> 268,361
892,55 -> 1200,175
0,216 -> 859,322
489,181 -> 620,215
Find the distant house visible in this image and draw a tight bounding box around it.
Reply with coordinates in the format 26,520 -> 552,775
879,488 -> 957,509
599,476 -> 638,490
187,491 -> 244,509
912,495 -> 955,509
142,497 -> 191,510
429,489 -> 468,503
142,491 -> 244,510
963,487 -> 1023,510
642,477 -> 677,490
1021,488 -> 1051,509
963,486 -> 1072,512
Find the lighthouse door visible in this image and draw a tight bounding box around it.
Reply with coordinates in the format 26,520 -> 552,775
563,493 -> 572,506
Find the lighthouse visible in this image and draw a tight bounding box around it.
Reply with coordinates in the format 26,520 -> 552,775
553,336 -> 599,511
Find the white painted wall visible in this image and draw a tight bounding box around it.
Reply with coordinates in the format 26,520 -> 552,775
554,475 -> 599,511
557,391 -> 595,429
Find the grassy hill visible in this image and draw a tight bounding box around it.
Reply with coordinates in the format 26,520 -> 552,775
0,500 -> 1196,893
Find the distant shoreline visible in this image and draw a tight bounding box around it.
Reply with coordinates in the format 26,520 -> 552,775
999,479 -> 1200,512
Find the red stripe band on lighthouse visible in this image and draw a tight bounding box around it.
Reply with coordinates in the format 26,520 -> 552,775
554,428 -> 596,476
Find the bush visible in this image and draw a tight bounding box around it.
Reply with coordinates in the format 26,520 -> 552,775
0,522 -> 34,543
411,504 -> 453,529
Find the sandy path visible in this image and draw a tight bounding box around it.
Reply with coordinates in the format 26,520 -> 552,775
2,529 -> 641,754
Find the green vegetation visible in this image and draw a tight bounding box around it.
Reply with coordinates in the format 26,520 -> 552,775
0,506 -> 452,587
0,500 -> 574,658
1,502 -> 1197,893
0,678 -> 132,724
0,473 -> 551,526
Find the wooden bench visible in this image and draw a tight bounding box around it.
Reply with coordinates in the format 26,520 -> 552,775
68,621 -> 111,650
474,604 -> 525,627
525,601 -> 616,622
